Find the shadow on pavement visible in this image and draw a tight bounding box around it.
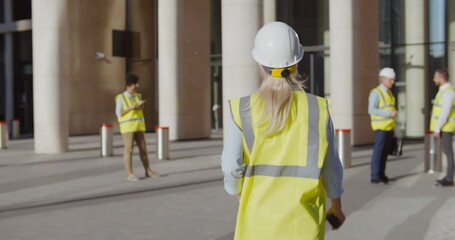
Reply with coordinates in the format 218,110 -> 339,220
349,156 -> 413,168
389,171 -> 422,181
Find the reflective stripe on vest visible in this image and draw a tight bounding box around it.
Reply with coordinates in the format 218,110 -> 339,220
245,164 -> 320,179
116,93 -> 146,134
239,97 -> 255,153
430,86 -> 455,132
370,87 -> 396,131
119,117 -> 145,124
121,94 -> 130,108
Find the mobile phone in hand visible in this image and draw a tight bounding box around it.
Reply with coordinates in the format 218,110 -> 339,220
326,213 -> 342,229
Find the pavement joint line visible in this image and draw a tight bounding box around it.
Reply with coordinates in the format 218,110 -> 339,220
0,175 -> 224,216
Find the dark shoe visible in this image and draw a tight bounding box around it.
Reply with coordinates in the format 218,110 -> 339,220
371,179 -> 382,184
436,178 -> 445,184
436,179 -> 454,187
381,176 -> 389,184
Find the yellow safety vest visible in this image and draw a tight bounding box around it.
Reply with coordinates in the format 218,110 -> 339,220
116,92 -> 146,134
229,91 -> 329,240
430,86 -> 455,132
370,86 -> 396,131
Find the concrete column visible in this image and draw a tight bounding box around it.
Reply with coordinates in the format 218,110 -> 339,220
4,0 -> 13,125
222,0 -> 262,141
32,0 -> 70,153
158,0 -> 211,140
329,0 -> 379,145
158,0 -> 178,139
403,0 -> 426,138
448,0 -> 455,85
263,0 -> 276,24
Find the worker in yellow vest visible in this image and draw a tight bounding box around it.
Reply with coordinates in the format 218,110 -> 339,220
115,73 -> 159,181
221,22 -> 345,240
430,68 -> 455,187
368,68 -> 397,184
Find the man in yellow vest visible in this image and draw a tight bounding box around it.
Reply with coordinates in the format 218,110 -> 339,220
222,22 -> 344,240
368,68 -> 397,184
115,73 -> 159,181
430,68 -> 455,187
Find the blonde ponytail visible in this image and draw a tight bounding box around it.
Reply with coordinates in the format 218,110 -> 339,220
256,66 -> 305,135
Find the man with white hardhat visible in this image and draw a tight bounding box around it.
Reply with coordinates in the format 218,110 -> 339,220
368,67 -> 397,184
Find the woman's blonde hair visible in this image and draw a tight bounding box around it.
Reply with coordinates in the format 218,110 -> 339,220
256,65 -> 305,135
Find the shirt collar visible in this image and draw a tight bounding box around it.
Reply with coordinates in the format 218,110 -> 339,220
440,82 -> 451,91
124,90 -> 134,98
379,84 -> 389,92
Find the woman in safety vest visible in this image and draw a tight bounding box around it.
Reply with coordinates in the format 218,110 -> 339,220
115,73 -> 160,181
221,22 -> 345,239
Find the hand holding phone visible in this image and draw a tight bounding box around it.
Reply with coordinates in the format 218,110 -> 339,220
326,213 -> 342,229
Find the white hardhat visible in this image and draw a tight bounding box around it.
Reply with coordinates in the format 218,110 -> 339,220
379,67 -> 396,79
252,22 -> 304,68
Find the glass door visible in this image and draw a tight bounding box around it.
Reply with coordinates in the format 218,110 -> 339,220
300,46 -> 330,98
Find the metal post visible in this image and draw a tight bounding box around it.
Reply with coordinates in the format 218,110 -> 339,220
335,129 -> 351,168
100,124 -> 113,157
310,53 -> 315,94
213,81 -> 220,131
156,126 -> 170,160
424,131 -> 442,173
0,121 -> 8,149
11,118 -> 20,139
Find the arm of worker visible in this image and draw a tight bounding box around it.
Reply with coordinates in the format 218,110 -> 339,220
221,113 -> 246,196
115,97 -> 138,117
368,90 -> 392,117
322,115 -> 346,227
115,97 -> 123,118
322,116 -> 344,199
434,90 -> 455,133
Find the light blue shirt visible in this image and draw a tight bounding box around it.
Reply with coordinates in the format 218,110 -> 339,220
368,84 -> 392,117
221,106 -> 344,199
115,91 -> 134,118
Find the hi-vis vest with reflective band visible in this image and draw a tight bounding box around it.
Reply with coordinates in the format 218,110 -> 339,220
370,86 -> 396,131
229,91 -> 329,240
430,86 -> 455,132
116,93 -> 146,134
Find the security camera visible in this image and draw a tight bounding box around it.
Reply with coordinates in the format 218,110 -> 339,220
95,51 -> 106,60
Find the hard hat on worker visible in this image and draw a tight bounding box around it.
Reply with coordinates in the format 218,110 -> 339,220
379,67 -> 396,79
252,21 -> 304,68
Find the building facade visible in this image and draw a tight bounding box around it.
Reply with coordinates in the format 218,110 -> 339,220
0,0 -> 453,153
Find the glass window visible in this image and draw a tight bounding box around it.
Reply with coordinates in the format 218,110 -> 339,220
12,0 -> 31,21
0,0 -> 5,23
427,0 -> 447,130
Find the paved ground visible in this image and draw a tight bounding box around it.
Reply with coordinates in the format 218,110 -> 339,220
0,132 -> 454,240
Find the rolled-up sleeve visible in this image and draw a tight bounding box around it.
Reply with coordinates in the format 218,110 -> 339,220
115,97 -> 123,118
221,113 -> 246,195
321,115 -> 344,199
